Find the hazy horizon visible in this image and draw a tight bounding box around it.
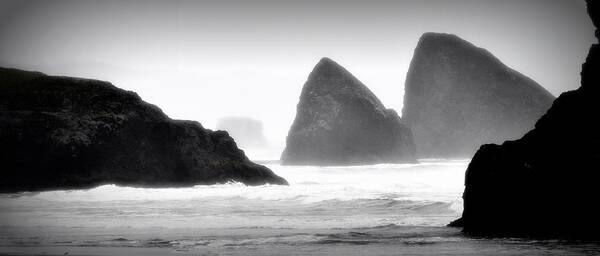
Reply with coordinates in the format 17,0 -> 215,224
0,0 -> 594,153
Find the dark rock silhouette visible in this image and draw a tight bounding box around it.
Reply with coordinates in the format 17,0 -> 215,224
402,33 -> 555,158
0,67 -> 287,193
216,117 -> 268,149
450,0 -> 600,239
281,58 -> 416,165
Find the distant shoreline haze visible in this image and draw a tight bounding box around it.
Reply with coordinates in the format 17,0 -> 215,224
0,0 -> 594,153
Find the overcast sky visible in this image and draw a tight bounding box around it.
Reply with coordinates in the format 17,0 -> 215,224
0,0 -> 595,155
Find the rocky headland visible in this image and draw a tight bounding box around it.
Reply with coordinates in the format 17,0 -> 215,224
0,67 -> 287,193
450,0 -> 600,239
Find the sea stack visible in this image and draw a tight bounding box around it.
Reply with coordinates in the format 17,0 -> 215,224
0,67 -> 287,193
216,117 -> 268,149
402,33 -> 555,158
281,58 -> 416,165
450,0 -> 600,239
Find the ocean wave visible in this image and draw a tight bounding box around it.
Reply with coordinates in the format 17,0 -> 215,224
0,161 -> 466,237
7,184 -> 462,205
308,198 -> 459,214
3,161 -> 466,204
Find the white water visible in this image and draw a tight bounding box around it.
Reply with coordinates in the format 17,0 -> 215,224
0,160 -> 465,229
1,160 -> 598,255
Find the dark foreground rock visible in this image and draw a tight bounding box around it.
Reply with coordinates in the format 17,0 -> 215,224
281,58 -> 416,165
0,67 -> 287,193
450,0 -> 600,239
402,33 -> 555,158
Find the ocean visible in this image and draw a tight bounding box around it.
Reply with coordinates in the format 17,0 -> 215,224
1,160 -> 598,255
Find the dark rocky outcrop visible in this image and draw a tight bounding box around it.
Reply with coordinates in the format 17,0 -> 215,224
216,117 -> 268,149
281,58 -> 416,165
0,67 -> 287,193
402,33 -> 555,158
450,0 -> 600,239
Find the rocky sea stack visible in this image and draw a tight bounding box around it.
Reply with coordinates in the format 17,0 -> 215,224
450,0 -> 600,239
281,58 -> 416,166
0,67 -> 287,193
216,117 -> 268,149
402,33 -> 555,157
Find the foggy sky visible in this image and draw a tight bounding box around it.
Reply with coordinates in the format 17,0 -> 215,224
0,0 -> 594,154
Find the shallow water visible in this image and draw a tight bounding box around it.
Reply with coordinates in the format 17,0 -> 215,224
1,160 -> 599,255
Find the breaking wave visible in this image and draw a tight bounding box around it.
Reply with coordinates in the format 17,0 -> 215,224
0,160 -> 467,249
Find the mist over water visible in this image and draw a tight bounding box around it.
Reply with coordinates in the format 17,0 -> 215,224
0,1 -> 594,150
1,1 -> 599,255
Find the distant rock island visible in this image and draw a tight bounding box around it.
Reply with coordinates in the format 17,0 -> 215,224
216,117 -> 268,149
281,58 -> 416,165
402,32 -> 555,158
0,67 -> 287,193
450,0 -> 600,239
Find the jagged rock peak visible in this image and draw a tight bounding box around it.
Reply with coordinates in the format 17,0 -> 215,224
418,32 -> 475,47
281,58 -> 416,166
402,32 -> 555,157
302,57 -> 387,113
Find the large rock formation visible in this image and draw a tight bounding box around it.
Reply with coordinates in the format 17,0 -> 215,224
450,0 -> 600,239
216,117 -> 268,149
402,33 -> 555,158
281,58 -> 416,165
0,67 -> 287,193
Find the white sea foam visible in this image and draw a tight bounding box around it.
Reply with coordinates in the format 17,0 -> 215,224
11,159 -> 466,204
0,159 -> 467,249
5,160 -> 593,255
